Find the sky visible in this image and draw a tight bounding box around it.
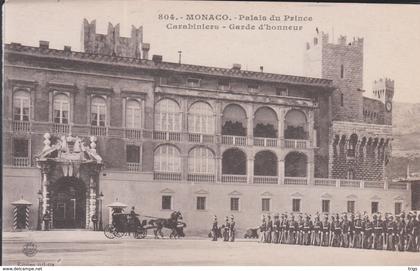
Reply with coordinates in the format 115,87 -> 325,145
3,0 -> 420,103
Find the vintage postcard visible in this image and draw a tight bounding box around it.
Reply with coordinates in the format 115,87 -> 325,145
2,0 -> 420,267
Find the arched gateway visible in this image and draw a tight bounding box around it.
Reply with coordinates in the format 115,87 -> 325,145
35,133 -> 103,230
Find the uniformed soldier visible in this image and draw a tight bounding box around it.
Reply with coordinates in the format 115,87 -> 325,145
363,214 -> 374,249
229,215 -> 236,242
330,214 -> 341,247
386,214 -> 397,251
273,213 -> 280,244
91,214 -> 98,231
288,214 -> 297,244
405,212 -> 417,252
312,213 -> 322,246
281,213 -> 289,244
321,213 -> 330,246
396,214 -> 406,251
297,214 -> 304,245
416,213 -> 420,252
211,215 -> 218,241
260,214 -> 266,243
373,213 -> 384,250
341,213 -> 350,248
302,214 -> 312,245
43,210 -> 51,231
266,214 -> 273,243
223,216 -> 230,241
349,213 -> 355,248
352,212 -> 364,248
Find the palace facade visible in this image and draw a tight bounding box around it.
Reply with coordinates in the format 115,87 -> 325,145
3,20 -> 410,234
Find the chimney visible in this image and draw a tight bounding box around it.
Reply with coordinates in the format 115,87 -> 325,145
260,66 -> 264,72
152,54 -> 163,64
142,43 -> 150,60
232,63 -> 241,70
64,45 -> 72,52
39,40 -> 49,49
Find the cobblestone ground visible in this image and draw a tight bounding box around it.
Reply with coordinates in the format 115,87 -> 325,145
3,231 -> 419,266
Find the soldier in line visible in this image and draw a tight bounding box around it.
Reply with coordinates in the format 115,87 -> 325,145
348,213 -> 355,248
405,212 -> 417,252
260,214 -> 266,243
297,214 -> 304,245
352,213 -> 364,248
280,213 -> 289,244
312,213 -> 322,246
373,213 -> 384,250
43,210 -> 51,231
330,215 -> 341,247
229,215 -> 236,242
386,214 -> 398,251
341,213 -> 351,248
211,215 -> 218,241
288,214 -> 297,244
223,216 -> 230,241
321,213 -> 330,246
396,214 -> 406,251
416,213 -> 420,252
302,214 -> 312,245
265,214 -> 273,243
273,213 -> 280,244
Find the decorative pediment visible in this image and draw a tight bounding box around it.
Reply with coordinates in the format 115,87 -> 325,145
290,192 -> 303,198
160,188 -> 175,194
47,81 -> 78,93
321,193 -> 332,199
371,195 -> 381,200
261,191 -> 274,197
393,195 -> 404,201
228,190 -> 242,196
195,189 -> 209,195
346,194 -> 358,199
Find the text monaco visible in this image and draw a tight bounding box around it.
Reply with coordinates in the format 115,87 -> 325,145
183,14 -> 313,22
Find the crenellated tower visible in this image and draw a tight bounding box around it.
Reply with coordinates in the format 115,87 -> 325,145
372,78 -> 394,125
81,19 -> 149,59
304,31 -> 365,122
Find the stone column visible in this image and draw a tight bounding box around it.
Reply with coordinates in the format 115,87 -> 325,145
278,159 -> 285,184
40,163 -> 51,230
247,157 -> 254,184
308,111 -> 315,147
215,155 -> 222,183
181,154 -> 188,181
278,108 -> 285,148
307,152 -> 315,185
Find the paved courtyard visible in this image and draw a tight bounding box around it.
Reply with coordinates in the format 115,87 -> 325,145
2,231 -> 419,266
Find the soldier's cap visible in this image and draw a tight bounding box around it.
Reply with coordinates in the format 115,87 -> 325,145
231,215 -> 234,219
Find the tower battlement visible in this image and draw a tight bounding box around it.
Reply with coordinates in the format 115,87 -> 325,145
306,31 -> 364,51
373,78 -> 395,91
81,19 -> 148,59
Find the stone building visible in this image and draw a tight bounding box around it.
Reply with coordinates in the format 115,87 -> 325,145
3,20 -> 410,234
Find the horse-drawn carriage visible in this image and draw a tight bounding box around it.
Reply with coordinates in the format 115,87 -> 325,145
103,210 -> 186,239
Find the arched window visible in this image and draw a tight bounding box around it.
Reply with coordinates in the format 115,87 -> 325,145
188,147 -> 215,174
188,102 -> 214,134
222,148 -> 246,175
285,152 -> 307,177
154,145 -> 181,172
155,99 -> 181,132
284,110 -> 308,139
222,104 -> 247,136
254,151 -> 277,176
254,107 -> 278,138
53,93 -> 69,124
126,99 -> 141,129
91,97 -> 106,127
13,90 -> 30,121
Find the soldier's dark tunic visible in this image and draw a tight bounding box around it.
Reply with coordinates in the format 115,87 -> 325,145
364,220 -> 374,249
353,218 -> 364,248
321,219 -> 330,246
229,220 -> 236,242
373,219 -> 384,250
298,219 -> 304,245
281,218 -> 289,244
212,220 -> 218,241
266,218 -> 273,243
312,219 -> 322,246
331,220 -> 342,247
386,219 -> 397,251
302,219 -> 312,245
273,218 -> 280,244
223,221 -> 230,241
341,219 -> 350,248
405,219 -> 416,252
396,218 -> 406,251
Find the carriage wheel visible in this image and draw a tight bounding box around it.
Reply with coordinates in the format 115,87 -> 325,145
114,230 -> 125,238
103,224 -> 116,239
134,227 -> 147,239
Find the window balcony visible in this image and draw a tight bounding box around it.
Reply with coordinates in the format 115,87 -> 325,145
314,178 -> 337,187
188,133 -> 214,144
339,179 -> 361,188
154,171 -> 182,181
284,177 -> 308,185
253,137 -> 278,147
125,128 -> 142,140
221,135 -> 247,146
153,131 -> 181,141
187,173 -> 215,183
90,126 -> 108,136
13,121 -> 31,133
253,176 -> 278,184
221,174 -> 247,184
127,162 -> 141,172
13,157 -> 30,167
284,139 -> 309,149
53,123 -> 71,135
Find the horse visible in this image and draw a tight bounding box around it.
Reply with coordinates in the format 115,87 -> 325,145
148,211 -> 186,239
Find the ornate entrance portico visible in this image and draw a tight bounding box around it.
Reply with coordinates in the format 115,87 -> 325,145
36,133 -> 103,229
